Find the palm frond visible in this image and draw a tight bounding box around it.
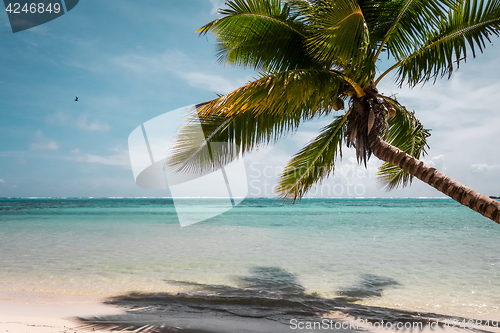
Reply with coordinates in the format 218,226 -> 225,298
372,0 -> 458,62
394,0 -> 500,86
197,0 -> 319,71
168,69 -> 347,173
306,0 -> 370,70
377,100 -> 431,190
168,110 -> 303,174
358,0 -> 406,47
276,113 -> 349,200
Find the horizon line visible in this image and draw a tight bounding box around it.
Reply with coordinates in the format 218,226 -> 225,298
0,196 -> 451,200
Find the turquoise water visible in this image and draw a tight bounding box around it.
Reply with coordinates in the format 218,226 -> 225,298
0,198 -> 499,320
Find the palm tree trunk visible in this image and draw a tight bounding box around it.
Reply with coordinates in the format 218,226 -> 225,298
370,135 -> 500,225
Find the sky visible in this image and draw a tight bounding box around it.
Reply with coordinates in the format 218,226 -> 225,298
0,0 -> 499,199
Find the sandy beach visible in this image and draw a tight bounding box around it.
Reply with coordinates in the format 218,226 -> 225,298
0,295 -> 320,333
0,292 -> 305,333
2,291 -> 499,333
0,294 -> 123,333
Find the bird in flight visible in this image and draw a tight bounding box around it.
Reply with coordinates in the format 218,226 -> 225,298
75,96 -> 78,102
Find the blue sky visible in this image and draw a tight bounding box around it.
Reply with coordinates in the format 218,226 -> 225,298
0,0 -> 499,198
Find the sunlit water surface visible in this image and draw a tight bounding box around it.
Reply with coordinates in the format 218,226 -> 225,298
0,198 -> 499,320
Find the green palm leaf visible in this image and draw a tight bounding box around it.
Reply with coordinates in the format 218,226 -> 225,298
358,0 -> 403,45
196,69 -> 346,119
168,69 -> 346,173
377,101 -> 431,190
197,0 -> 318,71
306,0 -> 370,70
276,113 -> 348,200
371,0 -> 458,62
393,0 -> 500,86
168,110 -> 304,174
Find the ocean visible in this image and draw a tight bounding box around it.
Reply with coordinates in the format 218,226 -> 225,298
0,198 -> 499,324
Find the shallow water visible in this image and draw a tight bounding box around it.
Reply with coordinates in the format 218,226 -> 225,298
0,198 -> 499,320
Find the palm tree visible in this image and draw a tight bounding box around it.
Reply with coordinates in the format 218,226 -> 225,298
169,0 -> 500,224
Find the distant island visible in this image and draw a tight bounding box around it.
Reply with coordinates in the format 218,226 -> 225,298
489,196 -> 500,199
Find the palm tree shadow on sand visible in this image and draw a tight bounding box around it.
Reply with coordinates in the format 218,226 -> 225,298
77,267 -> 485,333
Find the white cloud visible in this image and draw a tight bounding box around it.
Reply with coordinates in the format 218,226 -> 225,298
471,164 -> 500,173
79,154 -> 129,166
423,155 -> 446,171
0,179 -> 5,183
31,141 -> 59,151
182,72 -> 242,94
70,148 -> 130,167
113,50 -> 247,94
112,50 -> 186,74
77,115 -> 110,131
46,112 -> 110,131
375,56 -> 500,197
45,112 -> 70,125
209,0 -> 225,14
30,131 -> 59,151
